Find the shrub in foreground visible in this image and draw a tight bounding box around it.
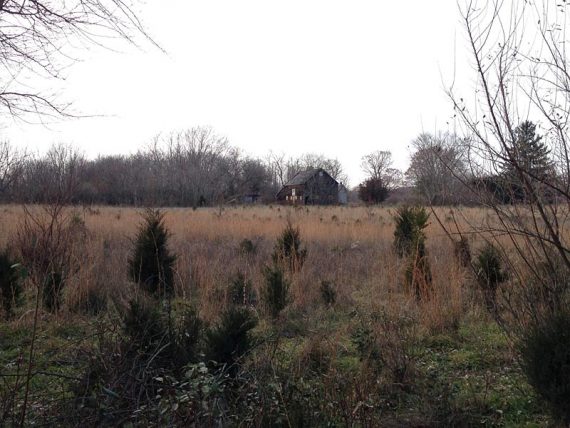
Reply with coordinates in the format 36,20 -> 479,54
204,306 -> 258,373
521,311 -> 570,425
474,243 -> 508,315
320,280 -> 336,306
128,209 -> 176,298
272,221 -> 307,272
43,270 -> 65,313
262,264 -> 290,319
227,271 -> 256,306
393,205 -> 429,258
0,250 -> 22,319
393,206 -> 432,299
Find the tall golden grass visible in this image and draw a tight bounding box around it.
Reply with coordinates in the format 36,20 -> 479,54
0,204 -> 486,330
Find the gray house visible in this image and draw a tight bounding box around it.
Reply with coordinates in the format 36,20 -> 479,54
276,168 -> 346,205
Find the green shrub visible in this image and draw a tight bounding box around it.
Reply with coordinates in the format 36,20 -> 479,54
393,206 -> 430,258
272,221 -> 307,272
521,311 -> 570,425
43,271 -> 65,313
393,206 -> 432,299
474,244 -> 508,314
0,250 -> 22,319
204,306 -> 257,373
128,209 -> 176,298
300,337 -> 331,374
239,238 -> 257,255
228,271 -> 256,306
351,325 -> 379,362
319,280 -> 336,306
73,287 -> 107,316
262,264 -> 290,319
122,299 -> 167,350
173,306 -> 203,366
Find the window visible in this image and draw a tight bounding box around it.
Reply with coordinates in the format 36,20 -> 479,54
292,188 -> 296,196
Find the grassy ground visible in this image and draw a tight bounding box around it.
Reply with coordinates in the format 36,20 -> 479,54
0,205 -> 554,426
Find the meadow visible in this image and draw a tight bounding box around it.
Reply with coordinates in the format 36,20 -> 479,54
0,204 -> 552,426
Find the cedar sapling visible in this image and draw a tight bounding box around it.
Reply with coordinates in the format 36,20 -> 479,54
128,209 -> 176,298
0,249 -> 23,319
272,221 -> 307,273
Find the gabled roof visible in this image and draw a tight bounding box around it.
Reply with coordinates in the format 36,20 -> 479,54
284,168 -> 333,186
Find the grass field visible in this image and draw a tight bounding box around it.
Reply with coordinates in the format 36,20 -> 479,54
0,205 -> 553,426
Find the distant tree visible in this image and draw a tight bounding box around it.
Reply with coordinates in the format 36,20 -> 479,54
298,153 -> 348,185
407,133 -> 467,205
359,150 -> 401,203
0,141 -> 26,201
501,121 -> 554,202
277,153 -> 348,186
358,177 -> 389,204
360,150 -> 393,181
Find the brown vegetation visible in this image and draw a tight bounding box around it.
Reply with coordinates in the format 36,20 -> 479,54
0,204 -> 554,425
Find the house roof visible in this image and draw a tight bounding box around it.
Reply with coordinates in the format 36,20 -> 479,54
284,168 -> 328,186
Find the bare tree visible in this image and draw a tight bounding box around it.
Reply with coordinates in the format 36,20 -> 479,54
360,150 -> 393,181
0,140 -> 26,199
439,0 -> 570,337
0,0 -> 156,120
297,153 -> 348,185
406,133 -> 468,205
358,150 -> 402,203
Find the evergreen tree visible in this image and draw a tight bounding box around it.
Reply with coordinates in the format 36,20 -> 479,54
271,221 -> 307,273
502,121 -> 553,201
0,250 -> 22,319
128,209 -> 176,298
358,177 -> 389,204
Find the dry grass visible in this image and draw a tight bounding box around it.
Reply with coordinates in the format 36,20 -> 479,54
0,204 -> 554,426
0,204 -> 487,328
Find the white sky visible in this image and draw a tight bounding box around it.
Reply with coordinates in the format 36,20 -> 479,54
3,1 -> 471,185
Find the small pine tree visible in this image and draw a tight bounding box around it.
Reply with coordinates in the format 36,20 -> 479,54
521,311 -> 570,425
227,271 -> 256,306
502,121 -> 553,202
272,221 -> 307,272
393,206 -> 432,299
173,306 -> 203,366
0,250 -> 22,319
263,264 -> 290,319
393,206 -> 430,258
43,271 -> 64,313
128,209 -> 176,298
204,306 -> 257,374
319,280 -> 336,307
474,244 -> 508,315
122,299 -> 167,351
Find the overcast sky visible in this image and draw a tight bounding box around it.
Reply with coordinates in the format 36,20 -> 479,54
3,1 -> 471,185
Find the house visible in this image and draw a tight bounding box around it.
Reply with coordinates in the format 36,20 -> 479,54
276,168 -> 345,205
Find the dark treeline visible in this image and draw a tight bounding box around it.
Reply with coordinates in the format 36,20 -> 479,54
0,127 -> 349,206
2,123 -> 558,207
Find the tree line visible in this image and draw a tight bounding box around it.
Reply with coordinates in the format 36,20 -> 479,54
0,128 -> 352,206
0,122 -> 556,207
